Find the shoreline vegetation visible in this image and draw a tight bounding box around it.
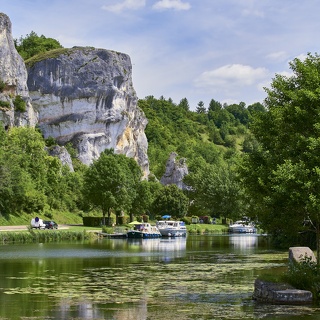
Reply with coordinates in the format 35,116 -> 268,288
0,223 -> 237,244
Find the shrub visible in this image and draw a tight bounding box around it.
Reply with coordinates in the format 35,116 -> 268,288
0,100 -> 10,108
44,212 -> 53,219
45,136 -> 57,147
283,255 -> 320,301
13,95 -> 26,112
0,80 -> 6,92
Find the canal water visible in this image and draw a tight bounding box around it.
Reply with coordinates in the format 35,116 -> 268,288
0,234 -> 319,319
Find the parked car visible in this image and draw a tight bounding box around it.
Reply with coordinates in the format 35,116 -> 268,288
43,220 -> 58,229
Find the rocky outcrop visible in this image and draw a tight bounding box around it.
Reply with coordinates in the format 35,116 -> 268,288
0,13 -> 37,128
46,145 -> 74,172
160,152 -> 188,189
0,13 -> 149,177
26,46 -> 149,177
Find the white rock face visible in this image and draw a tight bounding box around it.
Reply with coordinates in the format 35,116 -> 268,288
160,152 -> 189,190
0,13 -> 37,128
27,47 -> 149,177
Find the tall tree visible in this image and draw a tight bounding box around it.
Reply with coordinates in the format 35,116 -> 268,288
178,97 -> 190,112
241,53 -> 320,260
152,184 -> 189,218
82,150 -> 141,225
185,162 -> 243,219
208,99 -> 222,112
196,101 -> 206,114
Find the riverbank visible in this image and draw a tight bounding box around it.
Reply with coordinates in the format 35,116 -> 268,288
0,228 -> 98,243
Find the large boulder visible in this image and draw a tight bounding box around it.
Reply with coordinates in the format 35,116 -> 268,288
288,247 -> 316,264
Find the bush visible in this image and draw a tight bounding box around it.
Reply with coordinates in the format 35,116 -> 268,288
13,95 -> 26,112
284,255 -> 320,301
83,216 -> 103,227
44,212 -> 53,219
0,80 -> 6,92
0,100 -> 11,108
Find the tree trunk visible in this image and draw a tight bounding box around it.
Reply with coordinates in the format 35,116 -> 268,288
107,207 -> 111,226
102,209 -> 106,226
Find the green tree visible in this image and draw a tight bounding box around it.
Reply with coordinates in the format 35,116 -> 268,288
152,184 -> 189,218
130,180 -> 162,220
15,31 -> 63,60
241,53 -> 320,260
196,101 -> 206,114
178,97 -> 190,112
1,127 -> 53,213
185,162 -> 243,219
83,150 -> 141,225
208,99 -> 222,112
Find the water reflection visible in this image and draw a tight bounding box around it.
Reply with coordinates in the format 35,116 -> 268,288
229,234 -> 258,251
0,235 -> 318,319
127,237 -> 186,251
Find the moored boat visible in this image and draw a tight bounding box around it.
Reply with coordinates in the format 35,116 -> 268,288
156,220 -> 187,237
228,221 -> 257,233
127,223 -> 162,239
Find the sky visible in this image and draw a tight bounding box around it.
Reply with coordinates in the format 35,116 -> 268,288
1,0 -> 320,110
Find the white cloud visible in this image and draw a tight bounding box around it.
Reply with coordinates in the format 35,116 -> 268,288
194,64 -> 269,89
294,53 -> 308,62
153,0 -> 191,11
102,0 -> 146,13
266,51 -> 288,62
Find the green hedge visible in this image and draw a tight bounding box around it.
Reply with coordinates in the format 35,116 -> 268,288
82,216 -> 103,227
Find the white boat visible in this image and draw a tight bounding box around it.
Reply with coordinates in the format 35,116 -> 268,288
228,221 -> 257,233
156,220 -> 187,237
127,223 -> 162,239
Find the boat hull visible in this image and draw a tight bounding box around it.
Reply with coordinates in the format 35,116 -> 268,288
228,226 -> 256,233
156,220 -> 187,237
159,229 -> 187,237
127,231 -> 161,239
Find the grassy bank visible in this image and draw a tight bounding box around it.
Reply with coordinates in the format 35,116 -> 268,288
187,223 -> 229,234
0,228 -> 97,244
0,211 -> 83,226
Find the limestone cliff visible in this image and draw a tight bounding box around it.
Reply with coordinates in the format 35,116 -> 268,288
160,152 -> 189,190
26,47 -> 149,177
0,13 -> 37,128
0,13 -> 149,177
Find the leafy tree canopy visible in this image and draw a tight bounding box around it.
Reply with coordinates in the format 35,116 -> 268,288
241,53 -> 320,254
15,31 -> 63,60
152,184 -> 189,218
82,150 -> 142,224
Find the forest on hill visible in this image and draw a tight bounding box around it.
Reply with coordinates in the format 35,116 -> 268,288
0,32 -> 266,226
3,32 -> 320,249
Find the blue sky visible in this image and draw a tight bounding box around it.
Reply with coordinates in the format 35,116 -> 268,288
2,0 -> 320,110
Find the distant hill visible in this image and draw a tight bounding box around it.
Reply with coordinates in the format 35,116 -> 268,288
138,95 -> 265,179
